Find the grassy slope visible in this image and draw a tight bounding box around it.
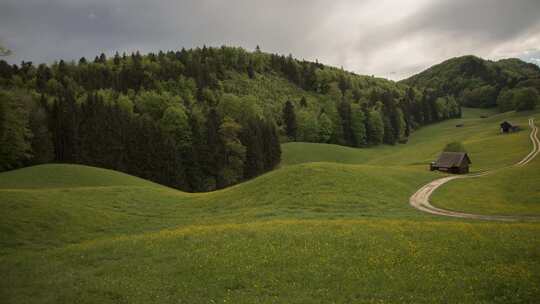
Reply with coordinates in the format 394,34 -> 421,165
431,150 -> 540,216
0,164 -> 154,189
282,107 -> 532,171
0,163 -> 436,254
4,220 -> 539,304
426,109 -> 540,216
1,108 -> 540,303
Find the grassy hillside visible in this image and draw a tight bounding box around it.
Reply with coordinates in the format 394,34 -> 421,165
432,153 -> 540,216
403,56 -> 540,89
0,162 -> 437,254
1,108 -> 540,303
3,46 -> 449,193
0,164 -> 153,189
283,108 -> 534,171
3,219 -> 539,303
401,55 -> 540,110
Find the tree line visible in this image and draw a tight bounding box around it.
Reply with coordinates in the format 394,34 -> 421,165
0,86 -> 280,192
402,55 -> 540,112
1,46 -> 460,190
282,87 -> 460,146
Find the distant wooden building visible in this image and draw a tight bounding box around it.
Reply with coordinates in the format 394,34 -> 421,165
430,152 -> 471,174
500,121 -> 513,133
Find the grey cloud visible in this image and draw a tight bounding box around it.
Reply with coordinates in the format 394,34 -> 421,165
353,0 -> 540,71
0,0 -> 337,63
519,49 -> 540,65
0,0 -> 539,79
409,0 -> 540,39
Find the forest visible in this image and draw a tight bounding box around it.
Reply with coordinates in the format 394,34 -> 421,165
402,55 -> 540,112
0,46 -> 461,191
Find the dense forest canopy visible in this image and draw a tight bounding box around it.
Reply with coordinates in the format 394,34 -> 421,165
0,46 -> 461,191
401,55 -> 540,111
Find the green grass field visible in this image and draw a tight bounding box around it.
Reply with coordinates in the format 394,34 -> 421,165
431,151 -> 540,216
282,107 -> 532,171
1,108 -> 539,303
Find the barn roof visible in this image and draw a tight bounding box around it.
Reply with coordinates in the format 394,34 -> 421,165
435,152 -> 471,168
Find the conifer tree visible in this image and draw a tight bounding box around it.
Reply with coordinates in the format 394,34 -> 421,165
350,104 -> 367,147
241,118 -> 264,179
282,100 -> 297,140
204,108 -> 224,188
366,109 -> 384,145
300,96 -> 308,107
36,64 -> 51,93
247,60 -> 255,79
318,112 -> 333,143
113,52 -> 121,66
338,100 -> 354,146
99,53 -> 107,64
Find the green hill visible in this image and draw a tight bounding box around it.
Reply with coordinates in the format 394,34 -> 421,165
1,47 -> 461,193
402,55 -> 540,110
0,164 -> 153,189
1,108 -> 540,303
283,107 -> 534,171
403,56 -> 540,89
432,150 -> 540,216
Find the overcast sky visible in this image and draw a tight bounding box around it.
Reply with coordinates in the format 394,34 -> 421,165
1,0 -> 539,80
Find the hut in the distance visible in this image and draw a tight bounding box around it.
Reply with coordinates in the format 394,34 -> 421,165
500,121 -> 513,133
430,152 -> 471,174
500,121 -> 519,133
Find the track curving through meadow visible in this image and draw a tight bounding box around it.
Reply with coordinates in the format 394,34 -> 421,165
409,118 -> 540,222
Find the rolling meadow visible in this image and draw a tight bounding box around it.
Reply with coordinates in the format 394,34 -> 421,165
1,108 -> 540,303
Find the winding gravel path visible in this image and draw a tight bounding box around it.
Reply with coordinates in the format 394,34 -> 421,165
409,118 -> 540,222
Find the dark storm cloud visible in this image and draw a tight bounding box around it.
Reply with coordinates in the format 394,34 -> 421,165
0,0 -> 334,64
0,0 -> 539,79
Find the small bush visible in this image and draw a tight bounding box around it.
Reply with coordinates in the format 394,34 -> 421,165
443,141 -> 466,153
514,87 -> 539,111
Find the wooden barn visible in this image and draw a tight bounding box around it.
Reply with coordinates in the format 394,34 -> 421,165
500,121 -> 519,133
430,152 -> 471,174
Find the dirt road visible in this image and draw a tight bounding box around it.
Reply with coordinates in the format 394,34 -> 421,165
409,118 -> 540,221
